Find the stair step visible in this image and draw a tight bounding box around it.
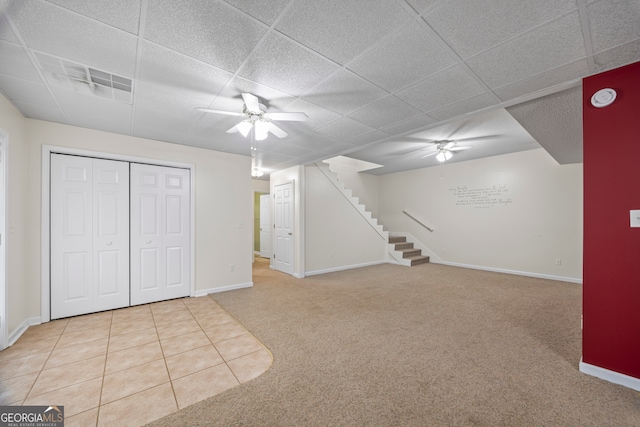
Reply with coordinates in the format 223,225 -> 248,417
389,236 -> 406,244
400,248 -> 421,258
407,255 -> 430,266
394,242 -> 414,250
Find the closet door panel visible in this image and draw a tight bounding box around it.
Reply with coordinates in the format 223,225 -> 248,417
163,168 -> 190,299
51,155 -> 129,318
92,158 -> 129,312
131,163 -> 190,305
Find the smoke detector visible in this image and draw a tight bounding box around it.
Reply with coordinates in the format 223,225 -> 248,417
591,88 -> 616,108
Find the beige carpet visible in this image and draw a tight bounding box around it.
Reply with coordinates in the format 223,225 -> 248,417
149,259 -> 640,426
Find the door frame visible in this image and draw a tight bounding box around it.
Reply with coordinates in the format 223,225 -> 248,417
41,145 -> 196,323
273,181 -> 294,276
0,130 -> 7,350
258,192 -> 272,259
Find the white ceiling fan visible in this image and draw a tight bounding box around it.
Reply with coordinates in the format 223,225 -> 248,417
197,93 -> 308,141
421,140 -> 473,162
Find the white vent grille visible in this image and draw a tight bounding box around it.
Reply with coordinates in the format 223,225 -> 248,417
34,51 -> 134,104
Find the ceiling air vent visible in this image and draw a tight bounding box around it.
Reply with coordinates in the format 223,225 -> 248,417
34,51 -> 133,104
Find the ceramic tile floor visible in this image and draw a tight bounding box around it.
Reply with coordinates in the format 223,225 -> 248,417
0,296 -> 272,426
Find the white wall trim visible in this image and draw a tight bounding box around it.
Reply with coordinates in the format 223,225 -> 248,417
580,358 -> 640,391
306,260 -> 389,276
433,259 -> 583,284
195,282 -> 253,297
8,317 -> 41,347
0,129 -> 7,351
41,145 -> 196,323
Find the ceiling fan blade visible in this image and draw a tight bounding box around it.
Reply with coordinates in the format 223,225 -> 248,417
268,123 -> 288,138
241,93 -> 261,113
267,112 -> 308,122
226,124 -> 240,134
449,145 -> 472,151
196,107 -> 244,117
442,141 -> 456,150
421,151 -> 438,158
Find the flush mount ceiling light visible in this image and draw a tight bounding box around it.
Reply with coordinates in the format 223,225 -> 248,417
591,88 -> 617,108
197,93 -> 308,141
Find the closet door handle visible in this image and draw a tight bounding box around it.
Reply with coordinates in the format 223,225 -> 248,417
146,240 -> 152,244
106,242 -> 113,246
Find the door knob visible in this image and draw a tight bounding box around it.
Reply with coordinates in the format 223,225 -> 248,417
146,240 -> 152,244
288,232 -> 292,235
106,242 -> 113,246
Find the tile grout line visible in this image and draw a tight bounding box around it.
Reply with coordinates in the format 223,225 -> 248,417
95,310 -> 116,427
151,301 -> 181,414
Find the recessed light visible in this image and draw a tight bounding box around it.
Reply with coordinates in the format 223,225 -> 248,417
591,88 -> 616,108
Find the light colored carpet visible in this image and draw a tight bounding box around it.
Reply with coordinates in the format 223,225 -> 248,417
149,259 -> 640,426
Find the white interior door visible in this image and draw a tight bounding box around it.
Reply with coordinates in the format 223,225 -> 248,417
51,154 -> 129,319
130,163 -> 190,305
259,194 -> 272,258
274,182 -> 293,275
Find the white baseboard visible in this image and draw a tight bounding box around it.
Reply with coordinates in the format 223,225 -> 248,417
194,282 -> 253,297
306,260 -> 388,276
433,260 -> 583,284
580,358 -> 640,391
8,317 -> 42,347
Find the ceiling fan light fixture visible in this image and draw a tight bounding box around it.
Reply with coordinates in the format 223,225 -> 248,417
254,120 -> 269,140
436,151 -> 452,162
236,120 -> 253,137
251,167 -> 264,177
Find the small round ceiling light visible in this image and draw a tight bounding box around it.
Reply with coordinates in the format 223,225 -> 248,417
591,88 -> 617,108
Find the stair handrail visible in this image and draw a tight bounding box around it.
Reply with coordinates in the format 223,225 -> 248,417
402,210 -> 434,232
314,162 -> 387,240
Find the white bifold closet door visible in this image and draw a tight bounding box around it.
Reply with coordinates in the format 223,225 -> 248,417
51,154 -> 130,319
130,163 -> 190,305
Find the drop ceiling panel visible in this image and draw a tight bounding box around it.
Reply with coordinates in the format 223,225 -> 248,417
466,12 -> 586,89
66,107 -> 132,136
405,0 -> 440,14
315,116 -> 376,140
493,60 -> 589,101
12,99 -> 67,123
144,0 -> 266,73
0,40 -> 42,82
9,0 -> 137,76
275,0 -> 412,65
348,96 -> 422,128
380,114 -> 438,136
286,131 -> 340,150
346,130 -> 392,147
238,32 -> 340,97
424,0 -> 578,59
347,21 -> 458,93
46,0 -> 141,34
0,74 -> 56,107
224,0 -> 291,25
587,0 -> 640,53
0,12 -> 19,43
51,84 -> 132,122
301,69 -> 387,115
593,40 -> 640,72
138,42 -> 233,103
396,65 -> 486,112
428,92 -> 500,121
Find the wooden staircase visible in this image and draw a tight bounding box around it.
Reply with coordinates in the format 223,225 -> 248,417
389,236 -> 430,266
